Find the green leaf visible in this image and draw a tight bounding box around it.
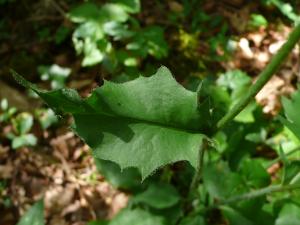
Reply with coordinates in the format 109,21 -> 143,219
35,108 -> 58,130
196,79 -> 231,128
281,88 -> 300,140
12,134 -> 37,149
283,161 -> 300,185
153,204 -> 183,225
82,44 -> 105,67
68,2 -> 131,24
127,26 -> 169,59
179,215 -> 206,225
12,67 -> 207,180
217,70 -> 256,123
68,3 -> 101,23
38,64 -> 71,89
269,0 -> 300,23
108,208 -> 165,225
73,21 -> 104,44
239,158 -> 270,188
113,0 -> 141,13
236,198 -> 273,225
116,50 -> 138,67
103,21 -> 133,40
275,203 -> 300,225
221,206 -> 254,225
133,183 -> 180,209
100,3 -> 129,23
11,69 -> 88,115
95,159 -> 141,190
17,200 -> 44,225
249,14 -> 268,28
203,161 -> 247,199
220,205 -> 274,225
12,112 -> 34,135
234,102 -> 256,123
55,26 -> 71,44
72,21 -> 107,67
1,98 -> 8,110
217,70 -> 251,91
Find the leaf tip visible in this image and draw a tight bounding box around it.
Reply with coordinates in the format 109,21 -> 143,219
10,69 -> 38,91
157,65 -> 171,75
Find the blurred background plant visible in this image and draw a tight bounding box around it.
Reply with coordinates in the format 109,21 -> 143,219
37,64 -> 71,89
68,0 -> 169,79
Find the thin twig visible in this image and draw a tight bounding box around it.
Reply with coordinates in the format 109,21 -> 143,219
216,23 -> 300,131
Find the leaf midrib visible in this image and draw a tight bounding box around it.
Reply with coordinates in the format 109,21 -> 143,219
74,111 -> 202,134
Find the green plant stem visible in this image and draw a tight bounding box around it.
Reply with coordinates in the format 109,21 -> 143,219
189,183 -> 300,217
267,146 -> 300,168
216,23 -> 300,131
181,139 -> 208,220
189,138 -> 208,196
213,183 -> 300,207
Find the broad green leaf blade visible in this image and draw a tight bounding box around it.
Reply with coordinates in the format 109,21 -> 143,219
239,159 -> 270,188
12,70 -> 89,115
17,200 -> 44,225
217,70 -> 256,123
68,3 -> 101,23
12,67 -> 206,179
154,204 -> 183,225
12,112 -> 34,134
179,215 -> 206,225
108,208 -> 165,225
35,108 -> 58,130
84,67 -> 203,130
113,0 -> 141,13
73,113 -> 204,179
221,206 -> 254,225
217,70 -> 251,91
281,88 -> 300,140
224,206 -> 273,225
100,3 -> 129,23
132,183 -> 180,209
275,203 -> 300,225
95,158 -> 141,190
203,161 -> 248,200
12,134 -> 37,149
283,161 -> 300,185
127,26 -> 169,59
